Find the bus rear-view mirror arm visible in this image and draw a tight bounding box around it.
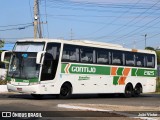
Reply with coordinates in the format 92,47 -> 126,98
36,51 -> 46,64
1,51 -> 11,63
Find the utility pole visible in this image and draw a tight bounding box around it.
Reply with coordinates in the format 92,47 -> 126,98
142,34 -> 147,49
133,40 -> 136,49
34,0 -> 42,39
34,0 -> 38,39
70,29 -> 73,40
144,34 -> 147,49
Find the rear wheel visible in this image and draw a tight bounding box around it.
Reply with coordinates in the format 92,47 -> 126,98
124,84 -> 133,98
133,84 -> 142,97
58,83 -> 72,99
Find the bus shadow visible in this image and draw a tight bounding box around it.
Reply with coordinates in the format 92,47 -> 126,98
6,93 -> 157,100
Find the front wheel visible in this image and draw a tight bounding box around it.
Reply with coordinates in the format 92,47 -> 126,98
58,83 -> 72,99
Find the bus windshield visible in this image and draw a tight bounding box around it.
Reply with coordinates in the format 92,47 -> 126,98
13,42 -> 44,52
7,42 -> 45,79
8,52 -> 40,79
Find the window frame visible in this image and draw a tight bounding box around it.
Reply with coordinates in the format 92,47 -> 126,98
111,50 -> 123,66
61,44 -> 156,68
96,48 -> 110,65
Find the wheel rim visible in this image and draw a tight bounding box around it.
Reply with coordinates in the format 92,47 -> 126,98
135,86 -> 141,95
61,85 -> 70,96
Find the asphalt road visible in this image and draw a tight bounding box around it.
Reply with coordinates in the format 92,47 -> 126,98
0,93 -> 159,120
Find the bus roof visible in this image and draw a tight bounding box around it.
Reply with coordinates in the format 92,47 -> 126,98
16,39 -> 156,55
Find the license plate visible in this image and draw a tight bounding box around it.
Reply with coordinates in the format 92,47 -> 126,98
17,88 -> 22,91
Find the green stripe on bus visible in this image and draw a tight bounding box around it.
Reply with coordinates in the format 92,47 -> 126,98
69,64 -> 110,75
113,76 -> 120,85
117,68 -> 124,75
131,69 -> 156,77
61,63 -> 156,77
62,63 -> 110,75
61,64 -> 66,73
131,68 -> 137,76
7,77 -> 38,83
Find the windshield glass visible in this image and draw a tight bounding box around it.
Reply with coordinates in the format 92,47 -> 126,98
8,52 -> 40,79
14,42 -> 44,52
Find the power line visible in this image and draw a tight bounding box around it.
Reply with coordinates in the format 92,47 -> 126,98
0,23 -> 33,28
44,0 -> 49,38
1,37 -> 32,40
148,32 -> 160,39
41,14 -> 122,18
43,0 -> 159,10
109,15 -> 160,43
81,0 -> 142,37
42,2 -> 159,15
39,0 -> 160,46
48,16 -> 108,24
92,0 -> 160,40
0,24 -> 33,32
46,0 -> 160,41
29,0 -> 34,22
42,14 -> 160,29
121,31 -> 160,48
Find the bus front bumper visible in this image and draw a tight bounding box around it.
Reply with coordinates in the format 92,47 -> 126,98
7,83 -> 40,94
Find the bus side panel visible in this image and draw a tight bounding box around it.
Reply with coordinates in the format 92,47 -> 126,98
142,77 -> 156,93
59,74 -> 124,94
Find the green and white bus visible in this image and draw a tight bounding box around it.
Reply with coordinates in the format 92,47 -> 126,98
1,39 -> 157,98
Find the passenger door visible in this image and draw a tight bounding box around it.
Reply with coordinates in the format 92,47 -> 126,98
41,43 -> 61,81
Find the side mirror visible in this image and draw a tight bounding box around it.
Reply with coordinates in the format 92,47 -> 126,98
36,51 -> 46,64
1,51 -> 11,63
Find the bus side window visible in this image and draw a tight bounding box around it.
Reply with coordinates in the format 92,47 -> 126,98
96,49 -> 109,64
112,51 -> 123,65
125,52 -> 135,66
62,44 -> 79,62
135,54 -> 145,67
146,55 -> 155,68
80,47 -> 93,63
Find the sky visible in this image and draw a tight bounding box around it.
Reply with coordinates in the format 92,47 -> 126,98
0,0 -> 160,50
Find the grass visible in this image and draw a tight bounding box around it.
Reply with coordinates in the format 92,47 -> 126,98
0,80 -> 7,85
156,77 -> 160,92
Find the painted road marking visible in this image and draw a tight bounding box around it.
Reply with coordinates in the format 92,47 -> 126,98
58,104 -> 157,120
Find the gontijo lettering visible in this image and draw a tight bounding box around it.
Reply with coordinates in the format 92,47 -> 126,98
71,66 -> 96,73
144,71 -> 155,76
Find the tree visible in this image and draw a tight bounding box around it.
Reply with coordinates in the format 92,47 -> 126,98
145,46 -> 160,64
156,50 -> 160,65
0,40 -> 5,48
145,46 -> 155,51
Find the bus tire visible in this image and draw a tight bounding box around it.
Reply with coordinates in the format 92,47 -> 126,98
31,94 -> 43,99
58,82 -> 72,99
133,84 -> 142,97
124,83 -> 133,98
